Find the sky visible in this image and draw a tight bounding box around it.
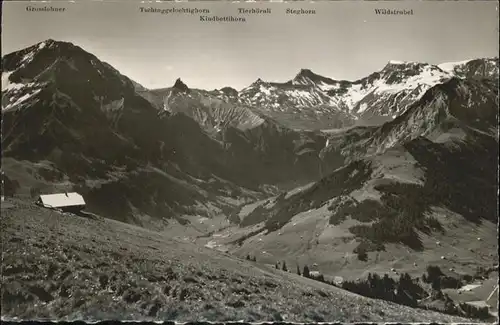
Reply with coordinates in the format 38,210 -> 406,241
2,1 -> 498,90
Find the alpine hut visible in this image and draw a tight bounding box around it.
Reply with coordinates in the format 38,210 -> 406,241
36,192 -> 86,212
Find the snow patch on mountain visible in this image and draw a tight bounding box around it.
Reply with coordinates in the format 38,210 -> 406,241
376,64 -> 450,94
439,58 -> 499,80
343,84 -> 367,108
259,84 -> 272,96
2,71 -> 45,111
358,103 -> 368,113
2,88 -> 42,111
388,60 -> 411,65
20,51 -> 36,67
438,59 -> 474,73
318,81 -> 340,92
2,71 -> 18,90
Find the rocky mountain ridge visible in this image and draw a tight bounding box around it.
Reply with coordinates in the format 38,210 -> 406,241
142,57 -> 498,130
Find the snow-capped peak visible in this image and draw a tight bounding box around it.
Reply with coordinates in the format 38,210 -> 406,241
252,78 -> 266,85
28,39 -> 68,54
386,60 -> 432,67
436,58 -> 499,79
388,60 -> 409,65
437,59 -> 474,72
2,39 -> 79,74
383,60 -> 431,70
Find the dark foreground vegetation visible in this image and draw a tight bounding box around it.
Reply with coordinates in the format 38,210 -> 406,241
341,270 -> 490,320
273,261 -> 495,321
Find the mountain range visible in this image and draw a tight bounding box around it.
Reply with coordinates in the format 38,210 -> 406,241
220,58 -> 497,130
2,39 -> 498,226
135,57 -> 498,132
1,39 -> 499,320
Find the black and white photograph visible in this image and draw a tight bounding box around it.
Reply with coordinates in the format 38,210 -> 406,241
1,0 -> 499,322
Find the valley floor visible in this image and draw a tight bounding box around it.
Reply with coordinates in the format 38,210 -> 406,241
1,198 -> 474,322
194,200 -> 498,318
204,204 -> 498,280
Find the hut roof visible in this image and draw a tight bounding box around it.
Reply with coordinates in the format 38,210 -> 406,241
38,192 -> 85,208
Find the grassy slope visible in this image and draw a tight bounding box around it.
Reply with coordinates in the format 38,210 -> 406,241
221,133 -> 497,275
214,205 -> 497,280
1,198 -> 471,322
206,143 -> 497,310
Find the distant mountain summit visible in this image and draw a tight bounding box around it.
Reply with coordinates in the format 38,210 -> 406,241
1,39 -> 147,115
219,86 -> 238,97
145,82 -> 265,134
292,68 -> 337,86
438,57 -> 499,80
231,58 -> 498,129
172,78 -> 189,92
379,60 -> 446,84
